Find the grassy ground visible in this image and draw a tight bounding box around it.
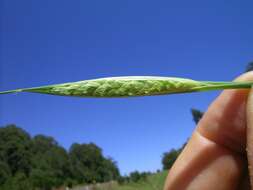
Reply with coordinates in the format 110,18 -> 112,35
70,171 -> 168,190
111,171 -> 167,190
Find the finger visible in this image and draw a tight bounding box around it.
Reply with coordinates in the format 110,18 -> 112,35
164,71 -> 253,190
246,86 -> 253,187
164,133 -> 246,190
198,72 -> 253,154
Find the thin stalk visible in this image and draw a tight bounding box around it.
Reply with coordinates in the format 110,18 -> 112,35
193,81 -> 253,92
0,89 -> 23,95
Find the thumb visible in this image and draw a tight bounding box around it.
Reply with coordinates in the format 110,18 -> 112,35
246,86 -> 253,187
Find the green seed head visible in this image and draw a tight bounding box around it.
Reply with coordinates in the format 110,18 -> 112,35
0,76 -> 252,98
26,77 -> 204,97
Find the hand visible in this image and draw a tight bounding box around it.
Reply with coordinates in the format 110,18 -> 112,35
164,71 -> 253,190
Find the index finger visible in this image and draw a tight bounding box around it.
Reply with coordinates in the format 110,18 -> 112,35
164,71 -> 253,190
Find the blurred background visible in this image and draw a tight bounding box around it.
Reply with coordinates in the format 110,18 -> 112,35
0,0 -> 253,189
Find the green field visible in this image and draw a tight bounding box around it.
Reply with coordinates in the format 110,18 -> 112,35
70,171 -> 167,190
115,171 -> 167,190
91,171 -> 168,190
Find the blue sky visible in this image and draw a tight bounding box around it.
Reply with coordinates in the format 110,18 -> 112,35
0,0 -> 253,175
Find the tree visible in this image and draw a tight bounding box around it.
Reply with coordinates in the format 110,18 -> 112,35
30,135 -> 70,189
162,149 -> 181,170
0,125 -> 32,176
69,143 -> 119,183
0,161 -> 11,185
69,143 -> 102,183
128,171 -> 149,183
191,108 -> 204,124
1,172 -> 32,190
99,158 -> 120,181
245,61 -> 253,72
129,171 -> 142,182
31,135 -> 58,153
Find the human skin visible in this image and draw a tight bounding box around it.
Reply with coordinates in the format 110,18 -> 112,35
164,71 -> 253,190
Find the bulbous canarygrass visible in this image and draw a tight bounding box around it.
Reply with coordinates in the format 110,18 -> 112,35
0,76 -> 252,98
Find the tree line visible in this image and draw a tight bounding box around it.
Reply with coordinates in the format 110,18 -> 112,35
0,108 -> 205,189
0,124 -> 120,190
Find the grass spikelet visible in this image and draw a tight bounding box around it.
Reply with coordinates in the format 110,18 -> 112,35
0,76 -> 252,98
